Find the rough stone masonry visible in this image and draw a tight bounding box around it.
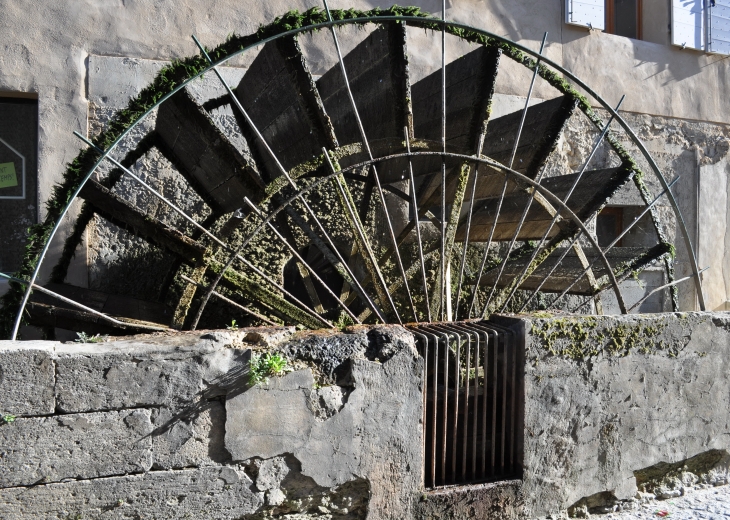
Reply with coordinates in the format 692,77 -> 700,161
0,325 -> 423,519
1,313 -> 729,519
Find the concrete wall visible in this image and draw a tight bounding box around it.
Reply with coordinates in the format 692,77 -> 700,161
503,312 -> 730,518
1,0 -> 730,311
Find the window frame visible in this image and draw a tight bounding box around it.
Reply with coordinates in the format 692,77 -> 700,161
606,0 -> 643,40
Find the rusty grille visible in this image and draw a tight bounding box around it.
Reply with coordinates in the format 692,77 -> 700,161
409,321 -> 523,488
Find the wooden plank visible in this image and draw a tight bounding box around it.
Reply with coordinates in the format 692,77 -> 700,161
317,23 -> 411,145
29,283 -> 173,329
457,166 -> 633,241
235,36 -> 338,181
26,302 -> 167,336
80,179 -> 207,264
482,95 -> 578,178
477,244 -> 671,294
412,45 -> 502,153
156,89 -> 265,213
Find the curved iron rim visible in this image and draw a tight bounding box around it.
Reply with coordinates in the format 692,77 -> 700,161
11,12 -> 702,338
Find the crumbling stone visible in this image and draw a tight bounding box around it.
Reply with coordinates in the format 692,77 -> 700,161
0,409 -> 153,487
0,341 -> 56,415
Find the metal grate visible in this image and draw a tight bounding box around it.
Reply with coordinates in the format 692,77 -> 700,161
409,321 -> 523,488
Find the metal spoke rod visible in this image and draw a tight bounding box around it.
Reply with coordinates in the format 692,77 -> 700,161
454,133 -> 486,320
481,32 -> 551,314
498,96 -> 626,313
74,132 -> 332,330
243,197 -> 361,324
0,272 -> 166,333
180,274 -> 279,326
405,128 -> 432,322
546,175 -> 680,310
440,0 -> 448,321
466,170 -> 508,319
508,32 -> 548,169
571,266 -> 710,314
320,1 -> 416,323
191,34 -> 380,325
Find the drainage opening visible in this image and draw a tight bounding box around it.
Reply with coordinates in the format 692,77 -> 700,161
409,321 -> 524,488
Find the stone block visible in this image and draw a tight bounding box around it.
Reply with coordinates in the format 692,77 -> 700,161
0,341 -> 56,415
225,347 -> 424,519
225,369 -> 315,461
0,409 -> 152,487
53,332 -> 244,412
521,313 -> 730,517
150,400 -> 230,469
0,466 -> 262,519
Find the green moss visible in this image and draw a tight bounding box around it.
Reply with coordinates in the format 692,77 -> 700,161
530,316 -> 674,361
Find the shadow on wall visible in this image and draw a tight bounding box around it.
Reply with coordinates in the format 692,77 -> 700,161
568,449 -> 730,517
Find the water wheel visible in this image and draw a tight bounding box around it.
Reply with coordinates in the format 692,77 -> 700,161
1,5 -> 705,338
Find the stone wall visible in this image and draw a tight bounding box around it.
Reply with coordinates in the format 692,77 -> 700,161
503,312 -> 730,518
0,325 -> 423,519
1,314 -> 730,519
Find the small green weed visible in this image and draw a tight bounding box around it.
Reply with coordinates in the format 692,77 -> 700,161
334,312 -> 354,330
1,413 -> 16,425
226,319 -> 239,331
75,332 -> 108,343
249,352 -> 291,386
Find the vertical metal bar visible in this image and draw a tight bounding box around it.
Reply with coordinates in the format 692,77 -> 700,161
320,1 -> 417,323
509,330 -> 517,475
481,327 -> 493,478
500,330 -> 509,475
405,128 -> 432,322
472,328 -> 480,477
461,330 -> 471,479
488,321 -> 516,477
427,324 -> 458,481
440,0 -> 448,321
454,134 -> 486,320
411,331 -> 429,487
472,322 -> 500,478
452,330 -> 461,480
440,330 -> 449,484
508,32 -> 548,170
423,329 -> 439,488
491,329 -> 498,475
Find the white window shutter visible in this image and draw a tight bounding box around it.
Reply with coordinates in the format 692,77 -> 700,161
566,0 -> 606,30
709,0 -> 730,53
672,0 -> 706,50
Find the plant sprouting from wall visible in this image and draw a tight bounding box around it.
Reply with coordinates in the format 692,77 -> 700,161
249,352 -> 291,386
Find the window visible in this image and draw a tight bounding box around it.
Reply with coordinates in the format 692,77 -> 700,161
0,94 -> 38,275
596,206 -> 624,247
607,0 -> 642,39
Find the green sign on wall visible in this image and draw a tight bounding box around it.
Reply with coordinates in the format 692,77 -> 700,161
0,162 -> 17,189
